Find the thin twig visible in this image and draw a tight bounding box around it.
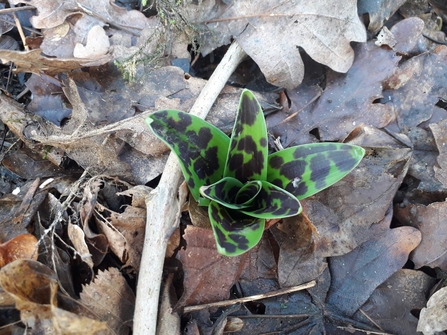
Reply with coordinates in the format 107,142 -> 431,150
0,6 -> 36,14
183,280 -> 316,313
133,40 -> 247,335
12,12 -> 28,51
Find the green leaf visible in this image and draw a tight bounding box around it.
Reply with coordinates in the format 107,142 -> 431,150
146,110 -> 230,202
241,180 -> 302,219
200,177 -> 249,210
267,143 -> 365,200
224,89 -> 268,183
208,201 -> 265,256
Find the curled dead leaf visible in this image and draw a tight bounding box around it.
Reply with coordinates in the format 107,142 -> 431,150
418,286 -> 447,335
73,25 -> 110,59
0,234 -> 38,268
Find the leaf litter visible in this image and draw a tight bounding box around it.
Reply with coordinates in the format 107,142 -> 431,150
0,0 -> 446,334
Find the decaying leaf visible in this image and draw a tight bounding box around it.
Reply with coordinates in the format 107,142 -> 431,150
80,268 -> 135,334
269,41 -> 400,146
10,0 -> 145,34
429,119 -> 447,187
187,0 -> 366,89
386,46 -> 447,130
395,201 -> 447,269
271,216 -> 327,287
0,234 -> 38,267
354,269 -> 436,335
389,17 -> 425,54
0,259 -> 107,334
326,227 -> 421,316
67,223 -> 94,269
176,226 -> 248,306
417,286 -> 447,335
358,0 -> 407,32
0,49 -> 112,75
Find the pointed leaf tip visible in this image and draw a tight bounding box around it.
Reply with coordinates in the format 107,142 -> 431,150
267,143 -> 365,200
209,201 -> 265,256
146,110 -> 230,201
224,90 -> 268,183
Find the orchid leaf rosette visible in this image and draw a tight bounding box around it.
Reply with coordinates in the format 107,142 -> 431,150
145,90 -> 365,256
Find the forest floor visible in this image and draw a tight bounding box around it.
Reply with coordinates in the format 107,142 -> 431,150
0,1 -> 447,334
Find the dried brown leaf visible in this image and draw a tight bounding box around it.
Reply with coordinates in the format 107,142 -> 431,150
386,46 -> 447,129
80,268 -> 135,334
73,25 -> 110,59
389,17 -> 425,54
417,286 -> 447,335
271,216 -> 327,287
67,223 -> 94,269
176,226 -> 248,307
326,227 -> 422,316
0,259 -> 57,307
395,201 -> 447,269
0,234 -> 38,267
269,42 -> 400,146
429,119 -> 447,187
354,269 -> 436,335
0,49 -> 112,75
10,0 -> 145,34
192,0 -> 366,89
358,0 -> 407,32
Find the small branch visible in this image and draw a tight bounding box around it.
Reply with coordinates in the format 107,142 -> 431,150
183,280 -> 316,313
133,41 -> 247,335
0,6 -> 36,14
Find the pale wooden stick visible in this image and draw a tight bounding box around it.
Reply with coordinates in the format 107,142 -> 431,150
133,41 -> 247,335
183,280 -> 316,313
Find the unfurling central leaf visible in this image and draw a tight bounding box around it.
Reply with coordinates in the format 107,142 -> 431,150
146,89 -> 365,256
224,90 -> 268,183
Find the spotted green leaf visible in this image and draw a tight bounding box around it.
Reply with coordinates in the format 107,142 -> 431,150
224,90 -> 268,183
145,89 -> 365,257
208,201 -> 265,256
241,181 -> 302,219
146,110 -> 230,202
267,143 -> 365,200
200,177 -> 261,210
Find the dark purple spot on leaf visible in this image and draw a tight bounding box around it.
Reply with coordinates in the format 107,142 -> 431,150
286,182 -> 308,197
292,144 -> 338,159
260,137 -> 267,147
178,112 -> 193,128
214,228 -> 236,253
237,135 -> 256,152
269,156 -> 285,169
280,160 -> 306,182
188,178 -> 195,189
239,94 -> 258,126
228,186 -> 240,199
198,127 -> 213,147
327,150 -> 357,172
310,155 -> 330,189
228,233 -> 249,250
228,153 -> 244,173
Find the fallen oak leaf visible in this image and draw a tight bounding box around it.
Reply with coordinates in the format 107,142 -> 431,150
326,226 -> 422,316
186,0 -> 366,89
176,225 -> 248,307
10,0 -> 145,35
418,286 -> 447,335
80,268 -> 135,334
73,25 -> 110,59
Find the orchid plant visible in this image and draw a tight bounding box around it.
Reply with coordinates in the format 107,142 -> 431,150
146,90 -> 365,256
